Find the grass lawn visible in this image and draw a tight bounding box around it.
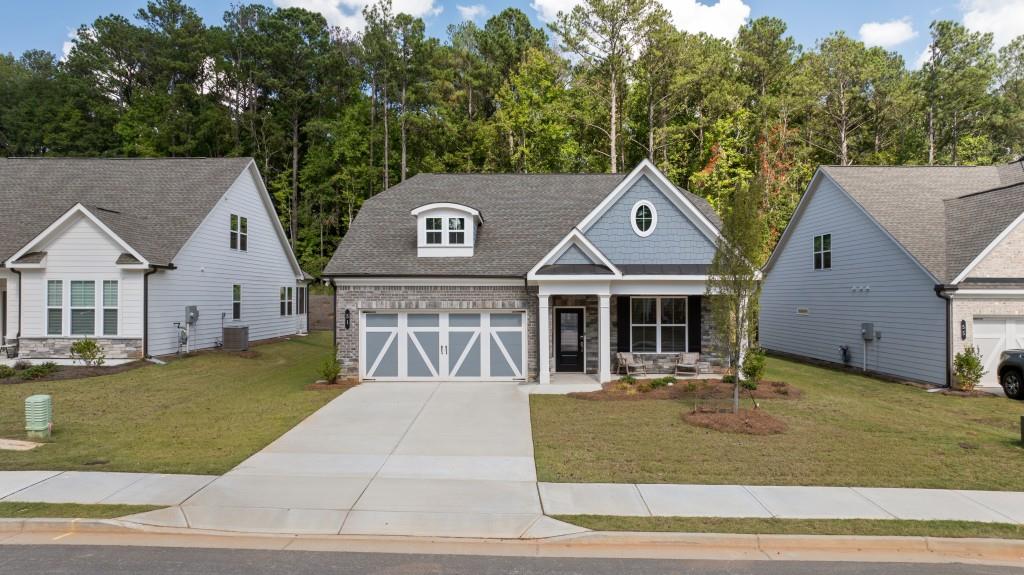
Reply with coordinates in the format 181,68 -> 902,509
0,502 -> 161,519
555,516 -> 1024,539
532,357 -> 1024,490
0,332 -> 346,475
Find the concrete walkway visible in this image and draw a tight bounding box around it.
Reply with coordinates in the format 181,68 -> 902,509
0,471 -> 214,505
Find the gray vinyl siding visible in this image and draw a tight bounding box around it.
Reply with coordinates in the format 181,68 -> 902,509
554,244 -> 594,265
584,176 -> 716,265
759,175 -> 947,385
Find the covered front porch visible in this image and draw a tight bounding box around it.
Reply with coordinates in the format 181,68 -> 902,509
535,280 -> 725,385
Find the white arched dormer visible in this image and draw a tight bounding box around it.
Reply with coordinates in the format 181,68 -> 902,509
411,202 -> 483,257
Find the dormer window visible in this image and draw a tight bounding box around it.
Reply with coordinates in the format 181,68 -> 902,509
411,203 -> 482,258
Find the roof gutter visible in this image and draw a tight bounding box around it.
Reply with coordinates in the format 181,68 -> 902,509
934,283 -> 959,388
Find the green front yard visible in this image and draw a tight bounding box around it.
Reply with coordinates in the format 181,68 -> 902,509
0,332 -> 344,475
0,502 -> 161,519
532,357 -> 1024,490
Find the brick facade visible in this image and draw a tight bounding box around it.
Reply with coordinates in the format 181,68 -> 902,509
17,338 -> 143,360
950,297 -> 1024,359
334,283 -> 539,380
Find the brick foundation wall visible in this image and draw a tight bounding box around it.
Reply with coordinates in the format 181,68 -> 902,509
17,338 -> 143,360
334,283 -> 539,380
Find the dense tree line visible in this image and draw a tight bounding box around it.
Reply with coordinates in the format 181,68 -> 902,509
1,0 -> 1022,272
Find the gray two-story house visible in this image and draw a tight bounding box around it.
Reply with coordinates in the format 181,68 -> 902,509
322,161 -> 723,384
760,161 -> 1024,387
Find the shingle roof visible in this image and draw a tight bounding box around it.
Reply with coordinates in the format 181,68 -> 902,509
0,157 -> 254,267
324,172 -> 720,278
821,160 -> 1024,283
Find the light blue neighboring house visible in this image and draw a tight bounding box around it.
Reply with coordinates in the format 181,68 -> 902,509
323,160 -> 725,384
760,161 -> 1024,387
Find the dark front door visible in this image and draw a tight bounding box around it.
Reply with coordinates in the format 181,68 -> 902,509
555,309 -> 584,372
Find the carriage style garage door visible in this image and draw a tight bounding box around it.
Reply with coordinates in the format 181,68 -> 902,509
361,311 -> 527,381
974,317 -> 1024,387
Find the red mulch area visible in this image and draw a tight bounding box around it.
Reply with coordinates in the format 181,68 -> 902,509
683,408 -> 788,435
568,378 -> 800,401
0,361 -> 146,385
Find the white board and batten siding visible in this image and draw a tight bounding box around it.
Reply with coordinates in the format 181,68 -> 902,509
147,166 -> 304,356
760,175 -> 947,385
18,215 -> 145,340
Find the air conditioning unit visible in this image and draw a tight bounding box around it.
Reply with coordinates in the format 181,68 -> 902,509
223,326 -> 249,352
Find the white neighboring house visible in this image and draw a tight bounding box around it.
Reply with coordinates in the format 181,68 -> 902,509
0,158 -> 310,364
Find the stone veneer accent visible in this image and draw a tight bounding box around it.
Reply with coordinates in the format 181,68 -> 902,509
335,283 -> 539,380
17,338 -> 143,360
608,295 -> 726,373
550,295 -> 600,374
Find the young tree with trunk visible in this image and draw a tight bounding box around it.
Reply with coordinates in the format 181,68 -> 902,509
706,178 -> 767,414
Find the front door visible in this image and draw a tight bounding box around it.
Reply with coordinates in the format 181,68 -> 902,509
555,309 -> 584,372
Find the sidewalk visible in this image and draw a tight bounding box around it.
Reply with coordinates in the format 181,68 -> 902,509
4,469 -> 1024,531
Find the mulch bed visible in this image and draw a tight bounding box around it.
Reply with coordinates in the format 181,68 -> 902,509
682,408 -> 788,435
568,379 -> 800,401
306,377 -> 360,391
0,361 -> 146,385
939,388 -> 997,398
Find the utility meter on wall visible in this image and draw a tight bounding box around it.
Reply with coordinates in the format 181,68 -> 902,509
185,306 -> 199,326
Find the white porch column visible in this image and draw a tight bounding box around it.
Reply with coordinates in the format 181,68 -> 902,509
599,294 -> 611,383
538,294 -> 551,384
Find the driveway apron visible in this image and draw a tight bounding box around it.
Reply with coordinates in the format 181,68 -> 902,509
158,382 -> 546,537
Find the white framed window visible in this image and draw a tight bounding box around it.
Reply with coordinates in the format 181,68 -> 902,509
232,284 -> 242,320
448,217 -> 466,244
630,200 -> 657,237
280,287 -> 294,316
425,217 -> 443,244
630,296 -> 687,353
47,280 -> 62,336
287,287 -> 294,315
297,286 -> 306,315
230,214 -> 248,251
813,233 -> 831,270
70,280 -> 96,336
102,280 -> 118,336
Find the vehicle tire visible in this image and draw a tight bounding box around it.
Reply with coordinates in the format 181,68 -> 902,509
1000,369 -> 1024,400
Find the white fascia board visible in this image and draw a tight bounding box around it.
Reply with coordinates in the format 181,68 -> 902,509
576,159 -> 720,244
950,209 -> 1024,285
527,228 -> 621,280
411,202 -> 482,221
951,289 -> 1024,298
4,203 -> 149,268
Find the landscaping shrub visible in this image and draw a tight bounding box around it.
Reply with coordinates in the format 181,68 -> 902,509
318,357 -> 341,384
0,365 -> 15,379
741,346 -> 766,386
618,375 -> 637,385
19,362 -> 58,381
722,374 -> 736,384
953,346 -> 986,391
70,339 -> 106,367
12,360 -> 31,371
650,376 -> 676,388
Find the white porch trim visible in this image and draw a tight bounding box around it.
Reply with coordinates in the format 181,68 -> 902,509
538,294 -> 550,384
5,204 -> 149,269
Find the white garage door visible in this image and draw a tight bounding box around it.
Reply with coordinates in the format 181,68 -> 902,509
973,317 -> 1024,387
361,311 -> 527,381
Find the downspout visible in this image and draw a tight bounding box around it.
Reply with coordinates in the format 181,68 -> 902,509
142,264 -> 175,358
934,284 -> 958,388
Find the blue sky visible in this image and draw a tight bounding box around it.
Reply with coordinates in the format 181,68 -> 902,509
2,0 -> 1022,68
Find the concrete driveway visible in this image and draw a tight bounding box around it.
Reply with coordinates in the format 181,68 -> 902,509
127,382 -> 578,538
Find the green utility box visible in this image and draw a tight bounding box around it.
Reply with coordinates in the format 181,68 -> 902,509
25,394 -> 52,439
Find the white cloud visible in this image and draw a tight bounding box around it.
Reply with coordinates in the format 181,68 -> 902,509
961,0 -> 1024,48
859,17 -> 917,48
532,0 -> 750,39
913,45 -> 932,69
457,4 -> 487,21
274,0 -> 442,33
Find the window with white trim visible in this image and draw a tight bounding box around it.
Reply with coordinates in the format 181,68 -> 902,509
425,217 -> 443,244
630,200 -> 657,237
630,296 -> 687,353
70,280 -> 96,336
448,217 -> 465,244
102,280 -> 118,336
287,287 -> 294,315
297,286 -> 306,315
47,280 -> 62,336
232,284 -> 242,320
813,233 -> 831,270
230,214 -> 248,251
280,287 -> 294,316
280,287 -> 286,316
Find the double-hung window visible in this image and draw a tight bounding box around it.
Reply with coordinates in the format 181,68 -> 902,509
297,286 -> 306,315
425,218 -> 443,244
813,233 -> 831,270
230,214 -> 248,251
280,287 -> 294,316
47,280 -> 62,336
233,285 -> 242,320
287,287 -> 294,315
70,281 -> 96,336
102,280 -> 118,336
448,217 -> 465,244
630,297 -> 687,353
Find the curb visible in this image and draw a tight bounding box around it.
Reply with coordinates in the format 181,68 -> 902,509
3,518 -> 1024,565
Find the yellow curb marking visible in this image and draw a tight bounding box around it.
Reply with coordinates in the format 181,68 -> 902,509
52,532 -> 73,541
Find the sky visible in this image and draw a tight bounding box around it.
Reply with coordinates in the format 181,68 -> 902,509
2,0 -> 1022,69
